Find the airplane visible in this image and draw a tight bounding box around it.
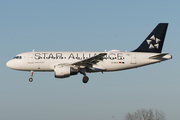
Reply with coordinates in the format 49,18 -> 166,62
6,23 -> 172,83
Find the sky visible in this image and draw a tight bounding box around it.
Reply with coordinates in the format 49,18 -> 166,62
0,0 -> 180,120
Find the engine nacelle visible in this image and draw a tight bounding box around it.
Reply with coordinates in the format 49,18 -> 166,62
54,65 -> 78,78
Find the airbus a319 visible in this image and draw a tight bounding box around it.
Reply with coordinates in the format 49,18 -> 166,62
6,23 -> 172,83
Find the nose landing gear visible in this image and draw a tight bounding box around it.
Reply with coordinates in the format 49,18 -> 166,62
29,71 -> 33,82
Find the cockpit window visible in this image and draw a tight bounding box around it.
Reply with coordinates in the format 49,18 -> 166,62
13,56 -> 22,59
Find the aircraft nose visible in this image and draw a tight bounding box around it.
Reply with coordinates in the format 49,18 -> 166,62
6,60 -> 11,68
6,60 -> 14,69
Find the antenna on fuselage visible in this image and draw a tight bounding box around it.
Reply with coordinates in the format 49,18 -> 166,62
32,49 -> 35,52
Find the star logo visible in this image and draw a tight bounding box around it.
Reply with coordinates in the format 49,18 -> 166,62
146,35 -> 161,49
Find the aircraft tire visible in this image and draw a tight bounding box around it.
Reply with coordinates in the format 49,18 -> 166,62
82,76 -> 89,83
29,78 -> 33,82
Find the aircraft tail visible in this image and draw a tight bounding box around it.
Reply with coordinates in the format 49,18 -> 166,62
133,23 -> 168,53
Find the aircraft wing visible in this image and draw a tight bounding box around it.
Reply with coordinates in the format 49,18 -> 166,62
72,53 -> 107,67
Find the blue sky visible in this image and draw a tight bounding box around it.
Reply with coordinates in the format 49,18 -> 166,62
0,0 -> 179,120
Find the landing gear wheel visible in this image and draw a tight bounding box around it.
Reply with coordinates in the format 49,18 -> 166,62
29,78 -> 33,82
82,76 -> 89,83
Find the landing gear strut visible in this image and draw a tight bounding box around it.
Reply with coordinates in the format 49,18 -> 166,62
29,70 -> 33,82
80,68 -> 89,83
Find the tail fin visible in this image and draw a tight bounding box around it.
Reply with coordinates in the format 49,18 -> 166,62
133,23 -> 168,53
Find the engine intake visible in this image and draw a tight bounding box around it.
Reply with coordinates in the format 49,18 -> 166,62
54,65 -> 78,78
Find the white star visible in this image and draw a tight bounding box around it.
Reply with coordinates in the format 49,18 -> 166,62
154,44 -> 159,49
156,38 -> 161,43
150,35 -> 155,40
146,40 -> 152,45
147,35 -> 161,49
149,44 -> 154,49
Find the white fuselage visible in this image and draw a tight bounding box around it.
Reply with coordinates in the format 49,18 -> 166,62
6,50 -> 172,72
6,23 -> 172,83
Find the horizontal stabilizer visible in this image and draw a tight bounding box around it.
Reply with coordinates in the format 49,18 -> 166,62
148,53 -> 169,59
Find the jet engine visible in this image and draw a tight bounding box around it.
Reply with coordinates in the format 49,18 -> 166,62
54,65 -> 78,78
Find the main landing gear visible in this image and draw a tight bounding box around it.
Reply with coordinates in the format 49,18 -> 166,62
29,70 -> 33,82
83,75 -> 89,83
80,68 -> 89,83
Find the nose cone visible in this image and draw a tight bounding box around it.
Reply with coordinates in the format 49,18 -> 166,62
6,60 -> 16,69
6,60 -> 12,68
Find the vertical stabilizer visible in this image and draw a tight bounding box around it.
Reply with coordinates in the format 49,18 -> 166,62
133,23 -> 168,53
